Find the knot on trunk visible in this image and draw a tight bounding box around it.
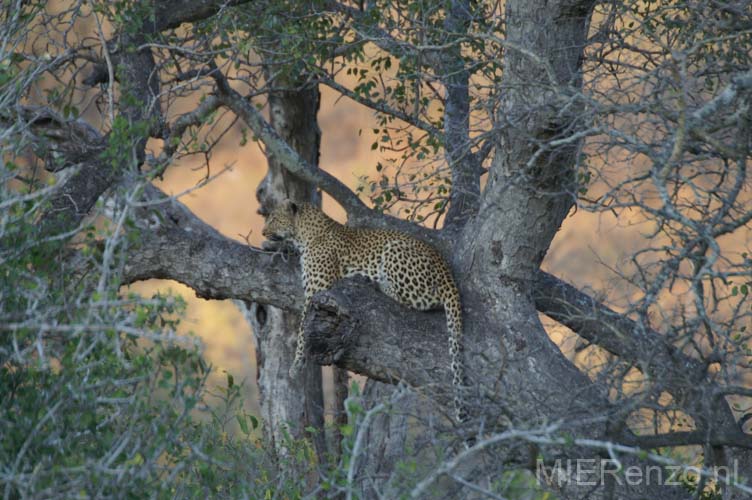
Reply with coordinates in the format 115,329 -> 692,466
304,284 -> 360,366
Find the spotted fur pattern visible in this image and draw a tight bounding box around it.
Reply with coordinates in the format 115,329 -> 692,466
262,201 -> 467,422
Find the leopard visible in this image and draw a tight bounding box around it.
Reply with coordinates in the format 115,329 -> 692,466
262,200 -> 467,422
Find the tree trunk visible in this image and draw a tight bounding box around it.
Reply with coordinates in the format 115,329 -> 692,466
353,381 -> 414,498
248,80 -> 327,460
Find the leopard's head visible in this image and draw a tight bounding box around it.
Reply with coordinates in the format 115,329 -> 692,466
261,200 -> 299,243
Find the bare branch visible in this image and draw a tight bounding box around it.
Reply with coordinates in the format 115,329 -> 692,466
318,75 -> 442,138
534,270 -> 750,446
209,66 -> 367,215
690,69 -> 752,124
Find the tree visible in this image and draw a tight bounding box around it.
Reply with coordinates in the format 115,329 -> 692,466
2,0 -> 751,498
243,15 -> 330,461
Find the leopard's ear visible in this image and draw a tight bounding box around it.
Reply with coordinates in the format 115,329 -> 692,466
282,199 -> 298,215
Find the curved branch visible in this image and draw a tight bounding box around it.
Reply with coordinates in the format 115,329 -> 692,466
533,271 -> 697,375
123,186 -> 302,309
123,226 -> 300,309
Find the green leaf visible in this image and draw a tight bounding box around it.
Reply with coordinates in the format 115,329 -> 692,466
237,415 -> 249,435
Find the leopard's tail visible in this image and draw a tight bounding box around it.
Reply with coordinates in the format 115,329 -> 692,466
443,284 -> 467,423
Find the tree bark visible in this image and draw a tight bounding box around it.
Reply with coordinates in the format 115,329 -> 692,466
441,0 -> 480,228
354,381 -> 414,498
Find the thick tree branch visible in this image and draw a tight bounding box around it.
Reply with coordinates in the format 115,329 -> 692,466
123,185 -> 301,310
118,207 -> 752,452
300,278 -> 752,451
117,182 -> 751,461
534,271 -> 701,376
123,226 -> 300,309
464,0 -> 596,283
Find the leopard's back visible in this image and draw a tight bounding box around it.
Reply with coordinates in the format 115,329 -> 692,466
262,201 -> 466,421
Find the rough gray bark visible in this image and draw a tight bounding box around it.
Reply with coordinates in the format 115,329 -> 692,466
354,381 -> 414,498
440,0 -> 480,228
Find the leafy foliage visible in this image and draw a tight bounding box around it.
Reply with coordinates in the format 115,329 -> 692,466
0,138 -> 322,498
